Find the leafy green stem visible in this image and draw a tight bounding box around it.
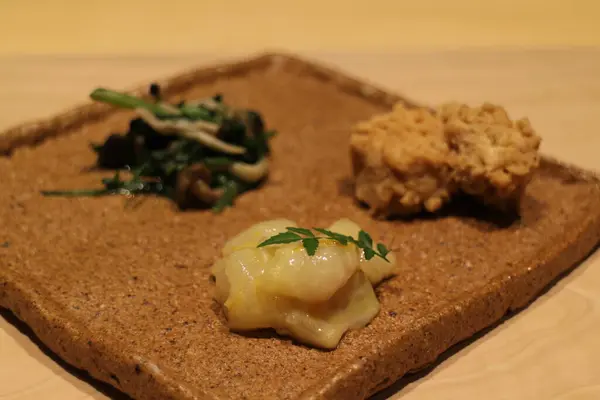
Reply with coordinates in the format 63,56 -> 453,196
257,227 -> 390,262
90,88 -> 178,118
179,104 -> 214,121
91,88 -> 219,122
41,188 -> 118,197
212,179 -> 240,213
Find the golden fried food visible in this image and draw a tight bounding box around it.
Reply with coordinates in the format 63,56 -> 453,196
439,102 -> 542,210
350,104 -> 455,217
350,102 -> 541,217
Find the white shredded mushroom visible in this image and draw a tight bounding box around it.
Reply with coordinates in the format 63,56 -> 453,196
229,158 -> 270,183
135,108 -> 245,155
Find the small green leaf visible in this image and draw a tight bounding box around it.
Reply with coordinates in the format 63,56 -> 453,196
313,228 -> 349,245
363,247 -> 376,260
212,180 -> 239,213
257,231 -> 302,247
257,226 -> 391,263
377,243 -> 389,257
358,230 -> 373,248
287,227 -> 315,237
302,238 -> 319,256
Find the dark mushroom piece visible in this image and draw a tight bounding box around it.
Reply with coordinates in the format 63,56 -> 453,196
224,110 -> 265,141
242,110 -> 265,137
240,110 -> 271,159
175,163 -> 223,209
149,83 -> 161,99
94,133 -> 137,169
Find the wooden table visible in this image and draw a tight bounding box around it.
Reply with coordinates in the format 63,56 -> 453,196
2,0 -> 600,54
1,49 -> 599,400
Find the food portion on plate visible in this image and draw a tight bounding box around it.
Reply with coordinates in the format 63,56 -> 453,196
42,84 -> 276,212
350,102 -> 542,217
36,81 -> 543,354
37,83 -> 543,352
211,219 -> 395,349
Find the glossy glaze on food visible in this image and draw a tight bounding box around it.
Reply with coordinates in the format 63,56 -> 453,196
211,219 -> 396,349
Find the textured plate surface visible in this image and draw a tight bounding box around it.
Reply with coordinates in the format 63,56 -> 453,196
1,53 -> 600,400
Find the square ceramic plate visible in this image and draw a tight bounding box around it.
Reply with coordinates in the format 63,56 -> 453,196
1,53 -> 600,400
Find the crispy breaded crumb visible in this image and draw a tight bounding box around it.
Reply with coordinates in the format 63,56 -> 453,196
350,102 -> 542,217
438,102 -> 542,210
350,104 -> 455,217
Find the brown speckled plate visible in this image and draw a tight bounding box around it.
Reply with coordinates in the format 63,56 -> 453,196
1,53 -> 600,400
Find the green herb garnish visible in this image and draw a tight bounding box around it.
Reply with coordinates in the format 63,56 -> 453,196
90,88 -> 182,119
42,85 -> 277,212
41,171 -> 166,198
211,179 -> 240,213
257,227 -> 390,262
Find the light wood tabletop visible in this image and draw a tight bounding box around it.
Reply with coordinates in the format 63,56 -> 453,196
2,0 -> 600,54
1,49 -> 600,400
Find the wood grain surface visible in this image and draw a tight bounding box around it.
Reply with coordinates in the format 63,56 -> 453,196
1,50 -> 600,399
2,0 -> 600,54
